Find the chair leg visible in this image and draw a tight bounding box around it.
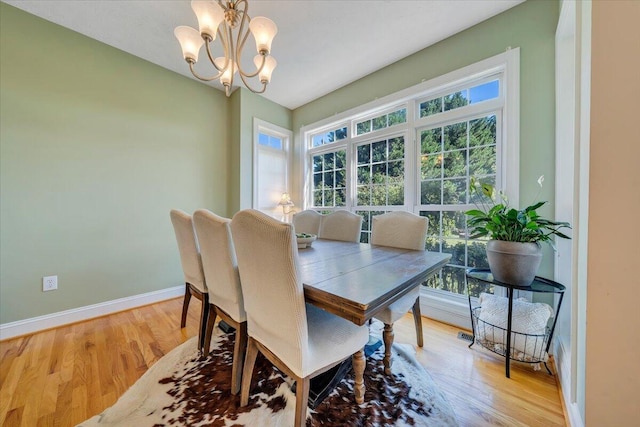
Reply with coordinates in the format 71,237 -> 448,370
180,283 -> 191,328
383,323 -> 394,375
240,338 -> 259,407
231,321 -> 248,395
198,294 -> 209,352
412,297 -> 424,348
203,304 -> 217,355
294,376 -> 310,427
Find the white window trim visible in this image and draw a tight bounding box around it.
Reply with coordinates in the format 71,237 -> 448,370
253,118 -> 293,212
300,49 -> 520,206
299,50 -> 520,328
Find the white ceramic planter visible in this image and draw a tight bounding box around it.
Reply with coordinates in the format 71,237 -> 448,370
486,240 -> 542,286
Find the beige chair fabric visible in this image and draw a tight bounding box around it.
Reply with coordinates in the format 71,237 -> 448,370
170,209 -> 209,351
193,210 -> 246,323
371,211 -> 429,251
318,210 -> 363,242
370,211 -> 429,374
292,209 -> 322,235
192,209 -> 247,394
231,209 -> 369,427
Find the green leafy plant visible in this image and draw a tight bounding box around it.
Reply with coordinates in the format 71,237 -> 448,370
465,176 -> 571,247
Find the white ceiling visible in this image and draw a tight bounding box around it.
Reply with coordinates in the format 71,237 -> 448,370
4,0 -> 524,109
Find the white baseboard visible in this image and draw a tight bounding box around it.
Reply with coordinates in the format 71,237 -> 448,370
554,339 -> 585,427
0,286 -> 185,341
565,399 -> 584,427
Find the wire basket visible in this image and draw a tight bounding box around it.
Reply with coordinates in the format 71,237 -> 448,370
471,306 -> 550,366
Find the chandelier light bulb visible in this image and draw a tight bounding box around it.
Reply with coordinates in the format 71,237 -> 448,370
174,26 -> 204,63
254,55 -> 277,83
249,16 -> 277,54
214,57 -> 237,86
191,0 -> 225,40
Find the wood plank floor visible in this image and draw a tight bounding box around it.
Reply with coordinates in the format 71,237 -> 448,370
0,297 -> 566,426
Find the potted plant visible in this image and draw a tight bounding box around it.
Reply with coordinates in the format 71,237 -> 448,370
465,176 -> 571,286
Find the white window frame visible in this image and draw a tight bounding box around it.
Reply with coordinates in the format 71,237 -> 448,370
299,50 -> 520,328
253,118 -> 293,218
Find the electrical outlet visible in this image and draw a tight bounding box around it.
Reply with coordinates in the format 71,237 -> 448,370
43,275 -> 58,291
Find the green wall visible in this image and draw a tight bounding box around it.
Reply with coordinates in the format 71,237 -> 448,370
293,0 -> 559,277
0,3 -> 230,323
1,0 -> 558,325
230,88 -> 292,213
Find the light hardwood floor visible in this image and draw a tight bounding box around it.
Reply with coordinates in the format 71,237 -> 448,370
0,297 -> 566,426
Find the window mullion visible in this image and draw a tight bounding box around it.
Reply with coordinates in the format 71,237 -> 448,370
301,50 -> 518,307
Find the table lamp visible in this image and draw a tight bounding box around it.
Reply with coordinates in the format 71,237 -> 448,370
278,193 -> 294,214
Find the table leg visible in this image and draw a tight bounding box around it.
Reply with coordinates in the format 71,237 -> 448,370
382,323 -> 394,375
352,349 -> 365,404
506,288 -> 514,378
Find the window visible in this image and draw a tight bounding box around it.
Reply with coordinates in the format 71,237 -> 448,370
312,149 -> 347,208
356,107 -> 407,136
258,132 -> 284,149
311,126 -> 348,147
419,114 -> 497,297
356,136 -> 405,207
419,79 -> 499,118
301,51 -> 519,321
253,119 -> 292,217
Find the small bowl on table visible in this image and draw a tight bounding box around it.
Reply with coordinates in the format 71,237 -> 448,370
296,233 -> 317,249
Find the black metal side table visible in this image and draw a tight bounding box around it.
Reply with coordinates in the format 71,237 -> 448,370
465,268 -> 565,378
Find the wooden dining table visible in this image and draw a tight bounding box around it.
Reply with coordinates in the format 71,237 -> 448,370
298,239 -> 451,325
296,239 -> 451,403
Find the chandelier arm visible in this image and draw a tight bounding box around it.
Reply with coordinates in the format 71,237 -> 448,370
204,38 -> 221,72
237,71 -> 267,94
204,25 -> 231,73
234,10 -> 265,78
238,54 -> 266,79
203,38 -> 218,70
188,61 -> 224,82
236,0 -> 249,27
220,24 -> 231,63
225,23 -> 236,89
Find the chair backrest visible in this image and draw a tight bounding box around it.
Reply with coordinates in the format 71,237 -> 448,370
292,209 -> 322,235
231,209 -> 308,371
192,209 -> 246,322
170,209 -> 206,292
371,211 -> 428,251
318,210 -> 363,242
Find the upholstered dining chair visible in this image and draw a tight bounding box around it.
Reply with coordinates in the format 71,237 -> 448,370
370,211 -> 429,375
170,209 -> 209,351
318,210 -> 363,242
292,209 -> 322,235
192,209 -> 247,395
231,209 -> 369,427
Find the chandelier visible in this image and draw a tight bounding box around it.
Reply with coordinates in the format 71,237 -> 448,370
174,0 -> 278,96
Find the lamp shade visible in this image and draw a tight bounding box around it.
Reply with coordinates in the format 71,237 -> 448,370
191,0 -> 225,40
279,193 -> 294,206
249,16 -> 277,54
254,55 -> 277,83
214,57 -> 237,86
174,26 -> 204,63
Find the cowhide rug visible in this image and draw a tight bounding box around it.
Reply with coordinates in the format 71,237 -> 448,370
79,322 -> 458,426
